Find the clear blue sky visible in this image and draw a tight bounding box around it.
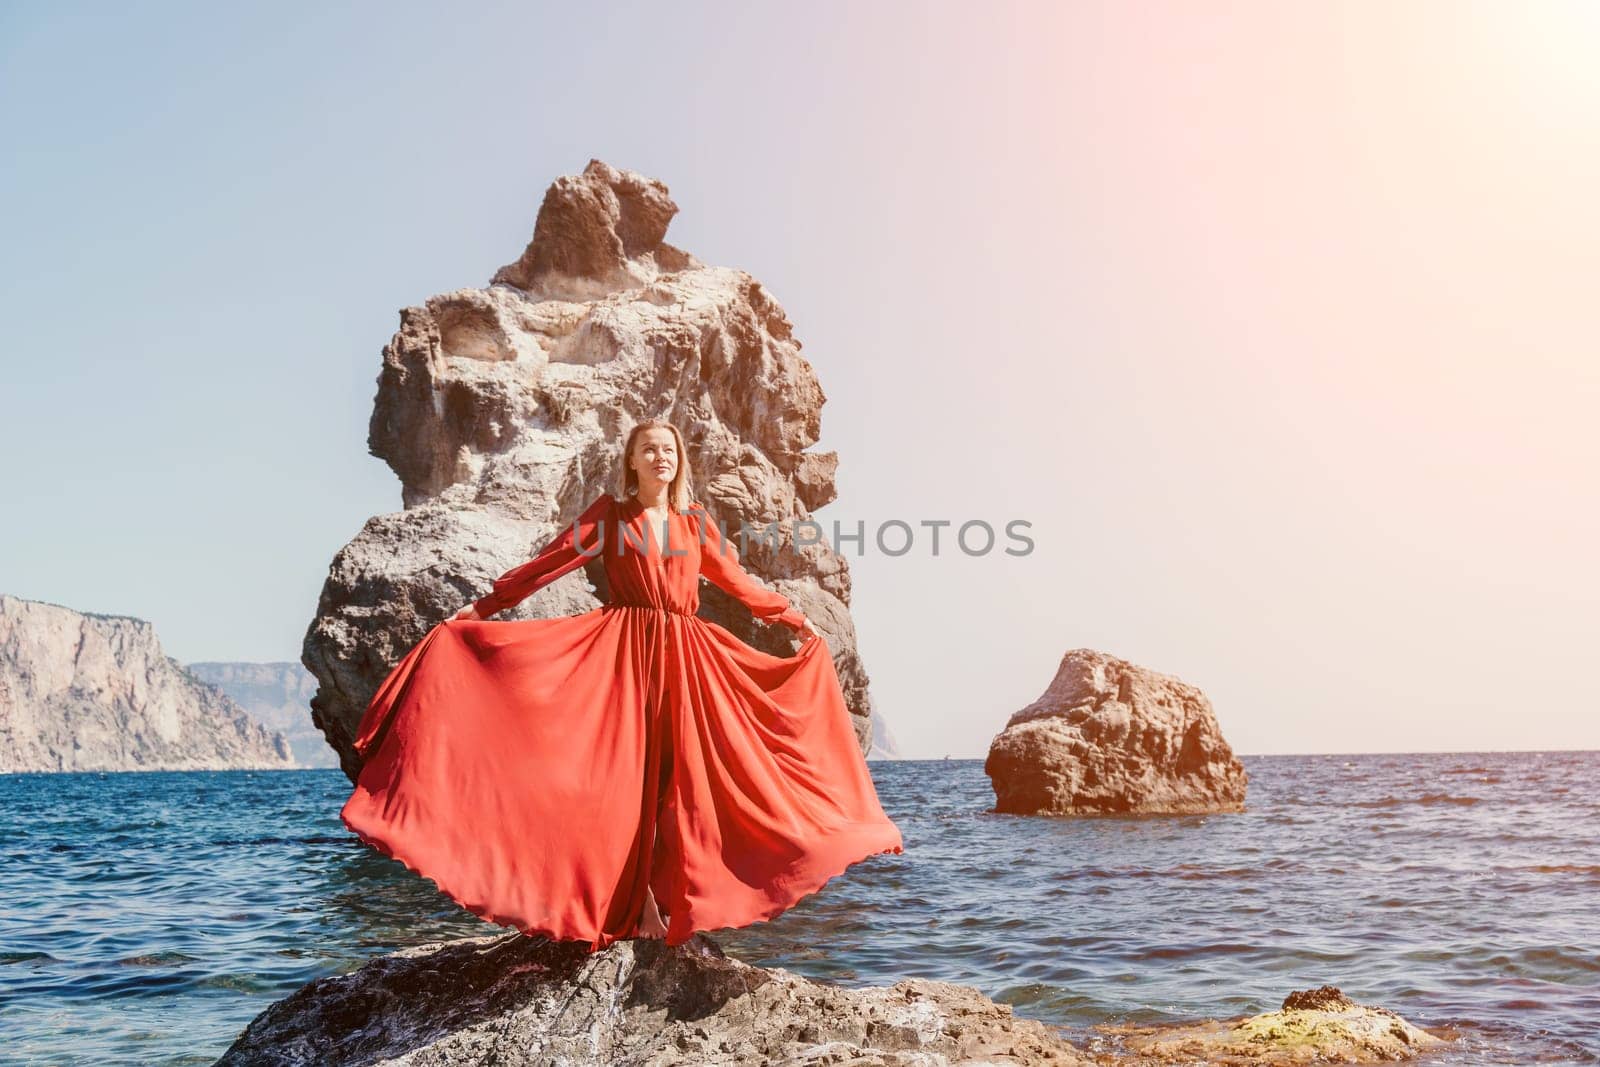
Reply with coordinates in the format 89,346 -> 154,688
4,2 -> 1596,758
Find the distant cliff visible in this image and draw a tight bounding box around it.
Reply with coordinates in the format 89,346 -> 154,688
0,594 -> 294,773
185,661 -> 336,768
868,708 -> 901,760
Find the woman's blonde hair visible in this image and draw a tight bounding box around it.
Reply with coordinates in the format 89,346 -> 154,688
618,418 -> 695,512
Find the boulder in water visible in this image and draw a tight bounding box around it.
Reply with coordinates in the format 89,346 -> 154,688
985,648 -> 1247,816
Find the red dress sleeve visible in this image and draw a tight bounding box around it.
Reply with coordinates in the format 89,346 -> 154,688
472,493 -> 612,618
690,503 -> 807,630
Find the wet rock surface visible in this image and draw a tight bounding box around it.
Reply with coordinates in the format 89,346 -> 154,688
214,931 -> 1097,1066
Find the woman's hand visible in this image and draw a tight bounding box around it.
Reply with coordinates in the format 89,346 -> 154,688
795,617 -> 820,644
452,604 -> 484,622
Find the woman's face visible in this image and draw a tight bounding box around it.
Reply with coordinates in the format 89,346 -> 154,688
631,428 -> 678,492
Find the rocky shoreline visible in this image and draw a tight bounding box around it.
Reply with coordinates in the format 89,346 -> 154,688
215,933 -> 1445,1066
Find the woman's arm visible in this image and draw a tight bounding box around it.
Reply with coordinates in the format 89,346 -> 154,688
469,493 -> 612,618
691,503 -> 811,633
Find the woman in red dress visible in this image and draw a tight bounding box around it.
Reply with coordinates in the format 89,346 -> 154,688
339,419 -> 903,951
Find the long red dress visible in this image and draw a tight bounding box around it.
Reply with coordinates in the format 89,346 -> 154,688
340,492 -> 903,951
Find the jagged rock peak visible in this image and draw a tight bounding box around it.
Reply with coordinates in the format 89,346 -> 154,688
491,158 -> 705,300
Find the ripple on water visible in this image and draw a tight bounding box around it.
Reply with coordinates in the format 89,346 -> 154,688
0,754 -> 1598,1066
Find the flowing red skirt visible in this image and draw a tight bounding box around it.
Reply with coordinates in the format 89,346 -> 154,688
340,605 -> 903,950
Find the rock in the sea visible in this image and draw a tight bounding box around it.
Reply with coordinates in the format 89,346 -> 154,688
0,594 -> 294,773
303,158 -> 877,783
1099,984 -> 1446,1063
985,648 -> 1247,815
214,932 -> 1095,1066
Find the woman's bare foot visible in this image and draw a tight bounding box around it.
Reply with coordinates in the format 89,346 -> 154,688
637,885 -> 668,939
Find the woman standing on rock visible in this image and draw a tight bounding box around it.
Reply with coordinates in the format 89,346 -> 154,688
339,419 -> 903,950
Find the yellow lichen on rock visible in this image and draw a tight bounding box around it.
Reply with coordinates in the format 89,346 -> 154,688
1098,985 -> 1445,1064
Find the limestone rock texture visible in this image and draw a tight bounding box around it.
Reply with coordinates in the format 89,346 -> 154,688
303,159 -> 876,782
1097,984 -> 1446,1063
985,649 -> 1247,816
0,594 -> 294,773
214,931 -> 1096,1066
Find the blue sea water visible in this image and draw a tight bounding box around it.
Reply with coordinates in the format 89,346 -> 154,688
1,752 -> 1596,1065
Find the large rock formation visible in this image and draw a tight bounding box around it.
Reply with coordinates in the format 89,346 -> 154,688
0,594 -> 294,773
985,649 -> 1247,815
1098,985 -> 1446,1063
185,661 -> 336,768
304,159 -> 876,782
215,932 -> 1096,1066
